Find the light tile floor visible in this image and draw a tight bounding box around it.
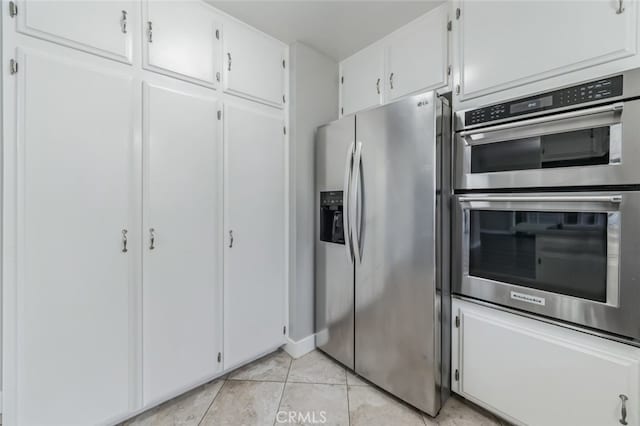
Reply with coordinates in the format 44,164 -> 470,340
124,349 -> 507,426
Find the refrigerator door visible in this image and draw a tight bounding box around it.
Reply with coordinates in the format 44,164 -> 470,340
315,115 -> 356,369
354,92 -> 442,414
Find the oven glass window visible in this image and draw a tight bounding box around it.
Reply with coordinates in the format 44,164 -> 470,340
468,210 -> 608,302
471,127 -> 610,173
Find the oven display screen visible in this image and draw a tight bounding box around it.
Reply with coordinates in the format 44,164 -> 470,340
509,95 -> 553,114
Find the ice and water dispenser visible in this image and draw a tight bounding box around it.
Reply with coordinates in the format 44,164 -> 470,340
319,191 -> 345,244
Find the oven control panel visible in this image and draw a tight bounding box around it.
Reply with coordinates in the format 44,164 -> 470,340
465,75 -> 623,126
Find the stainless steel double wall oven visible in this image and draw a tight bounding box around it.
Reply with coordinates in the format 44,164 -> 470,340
453,69 -> 640,343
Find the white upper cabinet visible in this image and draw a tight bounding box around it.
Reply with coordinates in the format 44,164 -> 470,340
223,20 -> 286,107
387,4 -> 449,101
456,0 -> 639,102
144,0 -> 221,87
142,83 -> 222,405
340,45 -> 384,116
223,99 -> 286,369
452,299 -> 640,426
340,4 -> 449,115
11,49 -> 135,426
16,0 -> 134,63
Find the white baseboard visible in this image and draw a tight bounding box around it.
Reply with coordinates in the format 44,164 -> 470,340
283,334 -> 316,358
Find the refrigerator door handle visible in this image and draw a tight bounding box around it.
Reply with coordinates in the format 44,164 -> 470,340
351,141 -> 363,262
344,142 -> 355,262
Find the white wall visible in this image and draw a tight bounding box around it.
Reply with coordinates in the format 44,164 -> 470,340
288,42 -> 338,341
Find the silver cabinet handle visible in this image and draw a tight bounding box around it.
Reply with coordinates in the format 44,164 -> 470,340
120,10 -> 127,34
229,230 -> 234,248
227,52 -> 232,72
122,229 -> 128,253
149,228 -> 155,250
620,394 -> 628,425
389,73 -> 394,90
376,78 -> 380,95
617,0 -> 625,14
343,142 -> 355,262
147,21 -> 153,43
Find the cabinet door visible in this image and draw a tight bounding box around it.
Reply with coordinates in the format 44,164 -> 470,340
340,45 -> 384,116
10,49 -> 135,425
142,83 -> 222,404
223,20 -> 286,107
452,299 -> 640,426
144,1 -> 220,87
458,1 -> 638,100
387,5 -> 448,101
223,100 -> 286,368
16,0 -> 134,63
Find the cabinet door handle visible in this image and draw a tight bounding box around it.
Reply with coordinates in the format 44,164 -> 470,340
122,229 -> 128,253
617,0 -> 625,14
149,228 -> 155,250
619,394 -> 628,425
389,73 -> 394,90
376,78 -> 380,95
229,230 -> 234,248
227,52 -> 232,71
147,21 -> 153,43
120,10 -> 127,34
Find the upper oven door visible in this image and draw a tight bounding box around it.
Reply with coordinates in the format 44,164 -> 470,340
452,191 -> 640,341
454,100 -> 640,190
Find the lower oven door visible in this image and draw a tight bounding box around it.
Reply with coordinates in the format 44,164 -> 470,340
453,191 -> 640,341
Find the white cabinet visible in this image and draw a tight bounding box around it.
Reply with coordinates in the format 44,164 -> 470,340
339,4 -> 449,115
142,83 -> 222,405
340,45 -> 384,116
16,0 -> 134,63
8,49 -> 135,425
452,299 -> 640,426
223,20 -> 286,107
223,99 -> 286,368
456,0 -> 639,102
144,1 -> 221,87
386,4 -> 448,101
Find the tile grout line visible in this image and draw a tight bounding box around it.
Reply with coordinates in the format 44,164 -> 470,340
197,378 -> 227,426
344,366 -> 351,426
228,377 -> 296,384
272,356 -> 294,426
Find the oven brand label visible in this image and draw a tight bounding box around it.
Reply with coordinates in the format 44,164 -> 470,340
510,291 -> 546,306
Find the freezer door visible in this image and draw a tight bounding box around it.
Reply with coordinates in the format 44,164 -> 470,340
354,92 -> 442,414
315,115 -> 356,369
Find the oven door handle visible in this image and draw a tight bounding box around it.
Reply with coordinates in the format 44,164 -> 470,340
459,102 -> 624,144
458,195 -> 622,203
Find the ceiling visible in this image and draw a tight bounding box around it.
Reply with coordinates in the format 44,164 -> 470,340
208,1 -> 445,61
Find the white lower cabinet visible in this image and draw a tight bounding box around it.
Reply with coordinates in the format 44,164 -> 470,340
8,49 -> 135,425
142,82 -> 223,405
452,299 -> 640,426
223,99 -> 286,368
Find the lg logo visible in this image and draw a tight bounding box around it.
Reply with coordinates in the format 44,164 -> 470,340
276,410 -> 328,424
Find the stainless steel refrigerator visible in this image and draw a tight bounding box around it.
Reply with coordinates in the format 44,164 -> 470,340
315,91 -> 451,416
